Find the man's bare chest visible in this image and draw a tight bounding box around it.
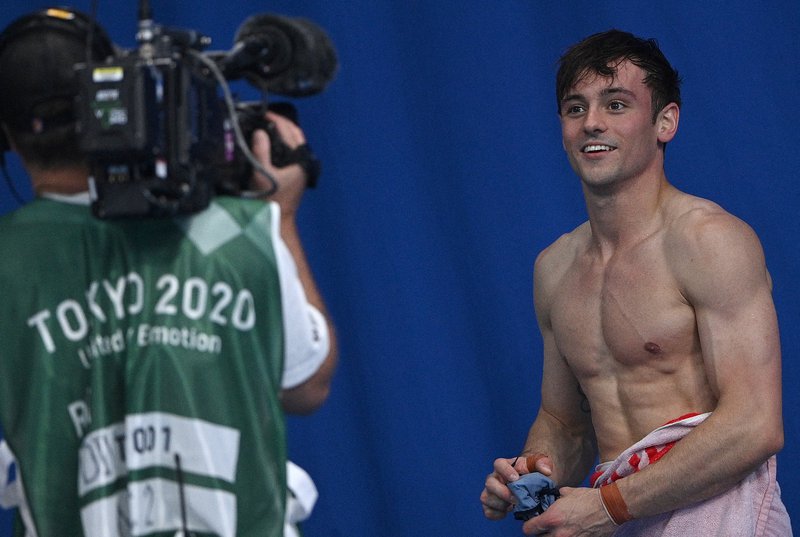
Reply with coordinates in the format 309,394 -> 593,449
549,250 -> 698,377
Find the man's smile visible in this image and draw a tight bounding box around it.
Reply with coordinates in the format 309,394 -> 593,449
582,144 -> 617,153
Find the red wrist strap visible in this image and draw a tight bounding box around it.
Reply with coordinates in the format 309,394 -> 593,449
599,482 -> 633,525
524,453 -> 548,473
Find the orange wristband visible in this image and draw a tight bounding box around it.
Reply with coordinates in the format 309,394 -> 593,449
599,482 -> 633,525
524,453 -> 548,473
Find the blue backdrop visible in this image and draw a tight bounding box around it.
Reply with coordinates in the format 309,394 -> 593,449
0,1 -> 797,536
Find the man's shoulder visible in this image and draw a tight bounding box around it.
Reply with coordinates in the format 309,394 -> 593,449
663,192 -> 767,293
535,221 -> 590,270
0,197 -> 86,230
533,221 -> 590,307
204,196 -> 277,223
664,193 -> 758,253
667,191 -> 727,224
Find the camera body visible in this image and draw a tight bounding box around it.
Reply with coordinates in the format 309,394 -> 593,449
75,14 -> 334,219
77,43 -> 220,218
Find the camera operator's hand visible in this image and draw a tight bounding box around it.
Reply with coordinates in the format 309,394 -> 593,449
250,111 -> 308,219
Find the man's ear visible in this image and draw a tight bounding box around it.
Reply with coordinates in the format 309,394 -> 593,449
656,103 -> 679,144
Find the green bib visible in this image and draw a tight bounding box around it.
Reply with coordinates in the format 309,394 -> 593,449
0,197 -> 288,537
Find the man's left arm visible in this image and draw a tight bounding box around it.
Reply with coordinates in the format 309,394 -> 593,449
618,210 -> 783,518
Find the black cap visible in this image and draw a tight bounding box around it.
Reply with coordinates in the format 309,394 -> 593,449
0,7 -> 114,133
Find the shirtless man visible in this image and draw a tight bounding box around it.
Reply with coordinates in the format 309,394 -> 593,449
480,30 -> 790,536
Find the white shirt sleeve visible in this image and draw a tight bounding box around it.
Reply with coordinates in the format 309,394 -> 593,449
0,439 -> 20,509
284,460 -> 318,530
269,202 -> 330,389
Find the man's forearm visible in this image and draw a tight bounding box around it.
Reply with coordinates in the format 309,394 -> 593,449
522,408 -> 597,486
617,407 -> 782,519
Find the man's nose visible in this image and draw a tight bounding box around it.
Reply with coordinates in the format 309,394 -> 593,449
582,107 -> 607,133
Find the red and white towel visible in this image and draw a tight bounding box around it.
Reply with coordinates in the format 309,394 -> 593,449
591,412 -> 708,488
590,413 -> 792,536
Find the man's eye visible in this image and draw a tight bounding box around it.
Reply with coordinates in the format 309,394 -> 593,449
609,101 -> 626,111
565,105 -> 585,115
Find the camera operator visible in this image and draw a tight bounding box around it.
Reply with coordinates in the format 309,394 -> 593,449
0,7 -> 337,536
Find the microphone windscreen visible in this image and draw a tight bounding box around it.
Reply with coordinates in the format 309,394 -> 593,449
234,14 -> 338,97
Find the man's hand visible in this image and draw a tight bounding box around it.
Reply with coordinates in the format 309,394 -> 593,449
480,454 -> 554,520
521,487 -> 617,536
483,455 -> 619,536
249,111 -> 309,218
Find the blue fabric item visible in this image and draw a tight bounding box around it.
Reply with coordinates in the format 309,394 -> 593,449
507,472 -> 560,521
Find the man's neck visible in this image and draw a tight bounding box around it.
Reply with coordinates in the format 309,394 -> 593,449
583,172 -> 674,257
31,166 -> 90,195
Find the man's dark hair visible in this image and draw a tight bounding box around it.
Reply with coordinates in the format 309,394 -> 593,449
556,29 -> 682,122
0,8 -> 114,169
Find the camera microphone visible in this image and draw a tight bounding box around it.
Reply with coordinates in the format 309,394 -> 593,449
220,35 -> 288,79
221,14 -> 338,97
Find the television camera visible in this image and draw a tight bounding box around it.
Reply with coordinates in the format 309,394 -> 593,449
76,1 -> 337,218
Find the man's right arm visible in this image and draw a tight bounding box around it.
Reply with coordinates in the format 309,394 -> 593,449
481,245 -> 597,518
275,214 -> 338,415
523,243 -> 596,486
249,117 -> 338,415
520,244 -> 597,485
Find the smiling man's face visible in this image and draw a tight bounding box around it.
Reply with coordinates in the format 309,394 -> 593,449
559,60 -> 670,191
